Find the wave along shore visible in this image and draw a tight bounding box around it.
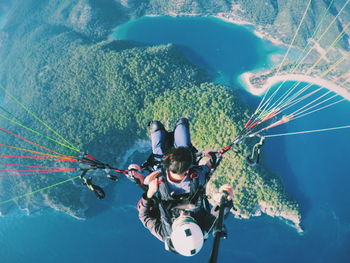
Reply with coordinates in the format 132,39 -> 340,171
240,72 -> 350,101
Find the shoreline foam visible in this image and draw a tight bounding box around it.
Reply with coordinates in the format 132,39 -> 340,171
240,72 -> 350,101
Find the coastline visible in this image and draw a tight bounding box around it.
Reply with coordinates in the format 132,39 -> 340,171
143,13 -> 350,101
206,181 -> 303,233
214,14 -> 286,47
240,72 -> 350,101
145,12 -> 286,48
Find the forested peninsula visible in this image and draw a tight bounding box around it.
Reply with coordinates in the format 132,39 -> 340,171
0,0 -> 301,231
123,0 -> 350,95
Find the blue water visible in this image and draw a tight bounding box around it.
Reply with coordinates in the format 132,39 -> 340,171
114,16 -> 277,86
1,16 -> 350,263
0,1 -> 11,30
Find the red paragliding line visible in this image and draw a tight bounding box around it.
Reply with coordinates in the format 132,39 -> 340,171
0,162 -> 74,169
0,154 -> 78,162
0,127 -> 66,156
263,115 -> 294,130
0,168 -> 77,177
0,169 -> 72,172
244,119 -> 253,128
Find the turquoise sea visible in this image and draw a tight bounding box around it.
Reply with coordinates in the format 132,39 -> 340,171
1,16 -> 350,263
0,1 -> 11,30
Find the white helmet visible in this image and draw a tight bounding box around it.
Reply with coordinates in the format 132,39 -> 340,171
170,216 -> 204,256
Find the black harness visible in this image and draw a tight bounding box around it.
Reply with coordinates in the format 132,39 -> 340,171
157,167 -> 207,213
154,166 -> 212,253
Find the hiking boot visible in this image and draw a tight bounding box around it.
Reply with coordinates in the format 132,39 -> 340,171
148,120 -> 165,133
175,117 -> 189,128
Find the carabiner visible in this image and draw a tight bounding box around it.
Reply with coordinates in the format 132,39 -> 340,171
246,135 -> 265,166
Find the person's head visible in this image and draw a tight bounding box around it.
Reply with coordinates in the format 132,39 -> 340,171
163,147 -> 193,175
170,214 -> 204,256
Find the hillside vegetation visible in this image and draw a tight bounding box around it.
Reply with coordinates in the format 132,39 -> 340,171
0,0 -> 300,227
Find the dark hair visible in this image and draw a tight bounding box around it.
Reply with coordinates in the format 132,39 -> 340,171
163,147 -> 193,174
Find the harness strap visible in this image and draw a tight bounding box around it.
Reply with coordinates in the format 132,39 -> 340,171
157,178 -> 165,184
189,172 -> 198,180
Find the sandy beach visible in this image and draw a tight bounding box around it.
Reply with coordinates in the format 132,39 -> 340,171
214,14 -> 253,26
240,72 -> 350,101
213,14 -> 288,48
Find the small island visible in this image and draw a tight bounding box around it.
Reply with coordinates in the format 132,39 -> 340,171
0,0 -> 303,232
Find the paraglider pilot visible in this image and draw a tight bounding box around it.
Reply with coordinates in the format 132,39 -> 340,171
128,118 -> 234,256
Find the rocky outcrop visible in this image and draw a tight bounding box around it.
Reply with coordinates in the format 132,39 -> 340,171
257,201 -> 302,232
207,180 -> 303,233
